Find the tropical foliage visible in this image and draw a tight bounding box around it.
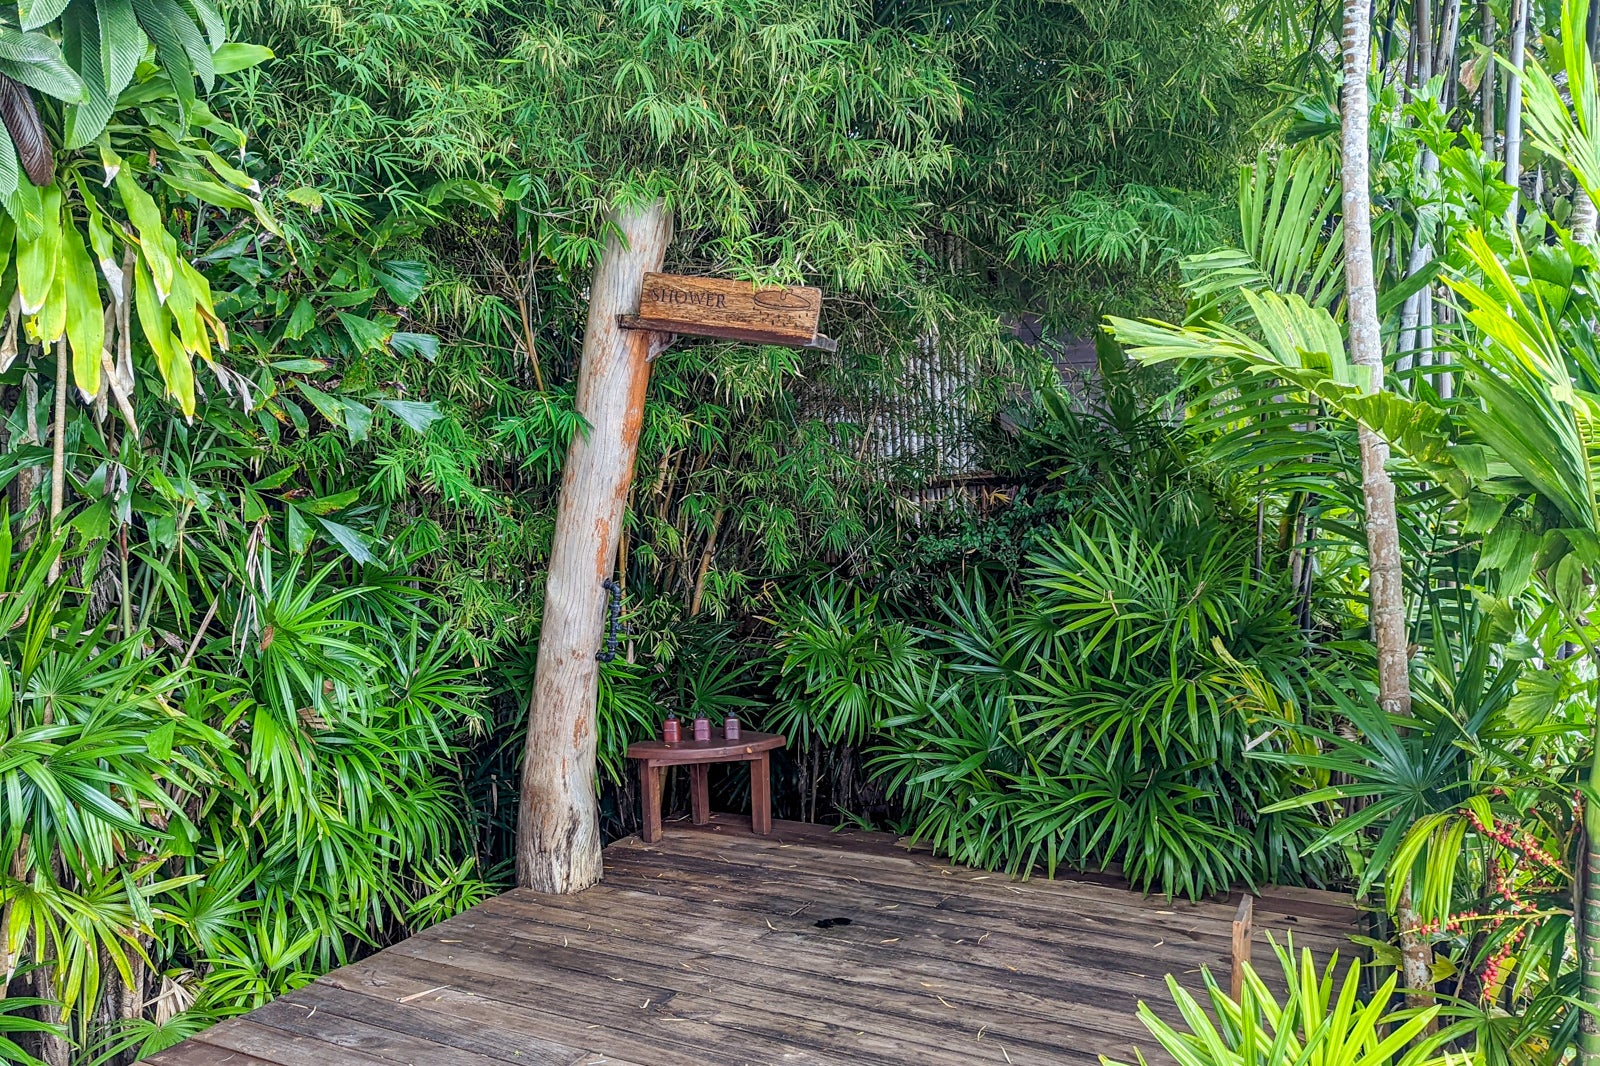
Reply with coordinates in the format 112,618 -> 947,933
8,0 -> 1600,1057
1106,941 -> 1457,1066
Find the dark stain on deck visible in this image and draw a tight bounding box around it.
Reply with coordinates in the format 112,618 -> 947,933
143,818 -> 1364,1065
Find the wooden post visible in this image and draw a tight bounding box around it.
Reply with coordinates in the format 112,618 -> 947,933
689,764 -> 711,825
640,763 -> 664,845
1230,894 -> 1254,1001
751,752 -> 772,835
516,199 -> 673,893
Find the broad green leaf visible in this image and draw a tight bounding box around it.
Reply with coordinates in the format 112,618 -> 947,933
252,465 -> 298,491
146,0 -> 210,86
158,171 -> 255,212
279,394 -> 307,434
284,296 -> 315,339
304,489 -> 359,515
0,132 -> 19,210
61,0 -> 113,148
284,186 -> 323,212
377,399 -> 442,433
183,0 -> 224,48
4,169 -> 41,242
336,311 -> 389,353
180,259 -> 224,352
0,214 -> 16,284
146,722 -> 175,762
134,254 -> 177,383
82,195 -> 121,301
17,0 -> 71,31
97,0 -> 143,98
292,380 -> 345,426
316,516 -> 377,565
117,169 -> 175,300
269,358 -> 325,373
164,259 -> 208,362
285,502 -> 312,552
15,181 -> 58,314
33,256 -> 67,344
200,150 -> 257,193
68,497 -> 109,539
211,42 -> 272,74
374,260 -> 426,305
325,286 -> 377,309
60,218 -> 104,397
0,28 -> 84,102
389,331 -> 438,361
164,332 -> 193,413
131,0 -> 199,113
338,397 -> 372,442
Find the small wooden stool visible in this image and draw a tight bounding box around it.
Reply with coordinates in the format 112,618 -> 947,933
625,729 -> 785,843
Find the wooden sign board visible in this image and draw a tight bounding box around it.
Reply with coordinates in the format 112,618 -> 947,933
619,273 -> 836,352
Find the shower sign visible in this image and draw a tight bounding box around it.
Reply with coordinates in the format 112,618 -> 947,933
620,273 -> 835,351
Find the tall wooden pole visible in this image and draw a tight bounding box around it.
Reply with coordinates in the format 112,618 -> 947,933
516,199 -> 673,894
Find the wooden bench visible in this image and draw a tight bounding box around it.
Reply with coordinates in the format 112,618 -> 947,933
626,729 -> 785,843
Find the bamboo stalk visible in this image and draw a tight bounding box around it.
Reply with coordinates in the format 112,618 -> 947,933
1480,0 -> 1497,157
688,509 -> 725,618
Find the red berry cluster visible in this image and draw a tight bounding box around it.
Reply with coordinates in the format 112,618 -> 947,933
1463,807 -> 1565,876
1479,924 -> 1529,997
1408,806 -> 1565,1003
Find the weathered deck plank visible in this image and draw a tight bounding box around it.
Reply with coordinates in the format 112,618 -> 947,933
143,817 -> 1364,1065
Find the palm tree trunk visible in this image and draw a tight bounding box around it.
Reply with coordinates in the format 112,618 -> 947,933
1504,0 -> 1529,230
1339,0 -> 1432,1011
1574,188 -> 1599,243
516,198 -> 673,894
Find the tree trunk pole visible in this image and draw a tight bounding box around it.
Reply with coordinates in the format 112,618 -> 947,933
48,337 -> 66,523
1340,0 -> 1431,1012
1480,1 -> 1497,158
46,338 -> 67,583
1582,684 -> 1600,1063
516,199 -> 673,894
1504,0 -> 1529,231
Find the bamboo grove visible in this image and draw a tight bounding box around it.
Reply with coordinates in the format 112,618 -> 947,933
0,0 -> 1595,1062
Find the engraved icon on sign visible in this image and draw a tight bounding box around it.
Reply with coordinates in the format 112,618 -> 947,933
752,288 -> 816,311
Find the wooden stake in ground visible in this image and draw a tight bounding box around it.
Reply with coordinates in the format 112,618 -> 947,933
517,199 -> 673,894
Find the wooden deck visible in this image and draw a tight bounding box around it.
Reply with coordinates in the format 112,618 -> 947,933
144,818 -> 1364,1065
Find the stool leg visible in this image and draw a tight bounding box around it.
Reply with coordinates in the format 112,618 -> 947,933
751,753 -> 772,835
689,764 -> 711,825
641,762 -> 664,843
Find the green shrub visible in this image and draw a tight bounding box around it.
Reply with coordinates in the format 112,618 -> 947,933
869,491 -> 1343,899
